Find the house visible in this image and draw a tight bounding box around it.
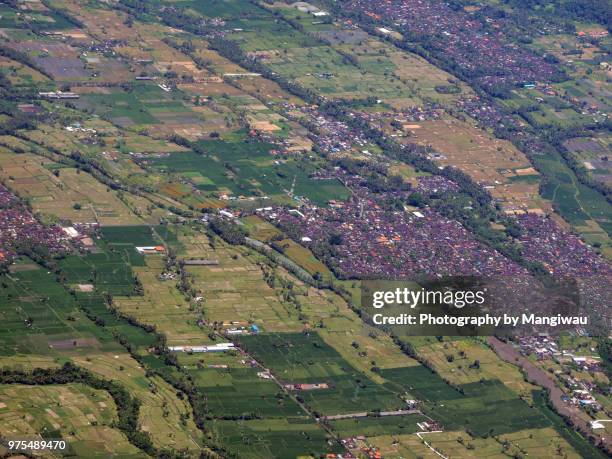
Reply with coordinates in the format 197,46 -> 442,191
61,226 -> 79,238
38,91 -> 79,99
168,343 -> 235,353
219,209 -> 235,219
135,246 -> 165,255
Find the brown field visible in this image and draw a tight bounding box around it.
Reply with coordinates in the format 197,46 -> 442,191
401,116 -> 546,212
54,0 -> 134,42
0,383 -> 146,458
243,215 -> 283,241
181,81 -> 244,97
71,352 -> 202,452
161,182 -> 192,198
370,428 -> 582,459
114,256 -> 216,346
233,76 -> 304,104
0,150 -> 141,225
0,56 -> 49,85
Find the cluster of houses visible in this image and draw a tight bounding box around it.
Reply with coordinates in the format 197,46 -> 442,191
567,388 -> 603,411
518,336 -> 607,413
259,172 -> 530,279
291,2 -> 329,17
457,96 -> 525,132
61,225 -> 96,249
0,185 -> 71,264
516,213 -> 611,317
280,103 -> 374,156
358,105 -> 442,132
345,0 -> 560,90
224,324 -> 260,336
336,438 -> 380,459
517,214 -> 611,278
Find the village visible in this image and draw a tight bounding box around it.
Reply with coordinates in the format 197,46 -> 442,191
517,335 -> 610,419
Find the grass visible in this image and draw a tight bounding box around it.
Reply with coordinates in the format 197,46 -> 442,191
0,257 -> 202,454
71,352 -> 203,453
535,151 -> 611,240
371,427 -> 586,459
176,0 -> 268,19
59,243 -> 144,296
187,365 -> 306,418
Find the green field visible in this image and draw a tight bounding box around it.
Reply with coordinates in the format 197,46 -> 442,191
147,138 -> 349,205
237,333 -> 404,415
0,264 -> 120,356
381,366 -> 550,437
328,413 -> 428,437
209,417 -> 341,459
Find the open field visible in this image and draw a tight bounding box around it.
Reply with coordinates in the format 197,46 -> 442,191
381,365 -> 551,437
0,150 -> 141,225
60,243 -> 145,297
564,135 -> 612,187
237,332 -> 406,416
329,413 -> 428,437
242,215 -> 284,241
70,352 -> 202,453
0,383 -> 145,458
114,256 -> 216,346
0,0 -> 608,456
0,56 -> 49,85
273,238 -> 332,279
410,338 -> 539,399
208,417 -> 340,459
187,360 -> 307,418
0,263 -> 202,454
146,137 -> 349,205
371,426 -> 584,459
258,4 -> 472,104
186,243 -> 301,332
400,116 -> 546,213
0,264 -> 120,357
